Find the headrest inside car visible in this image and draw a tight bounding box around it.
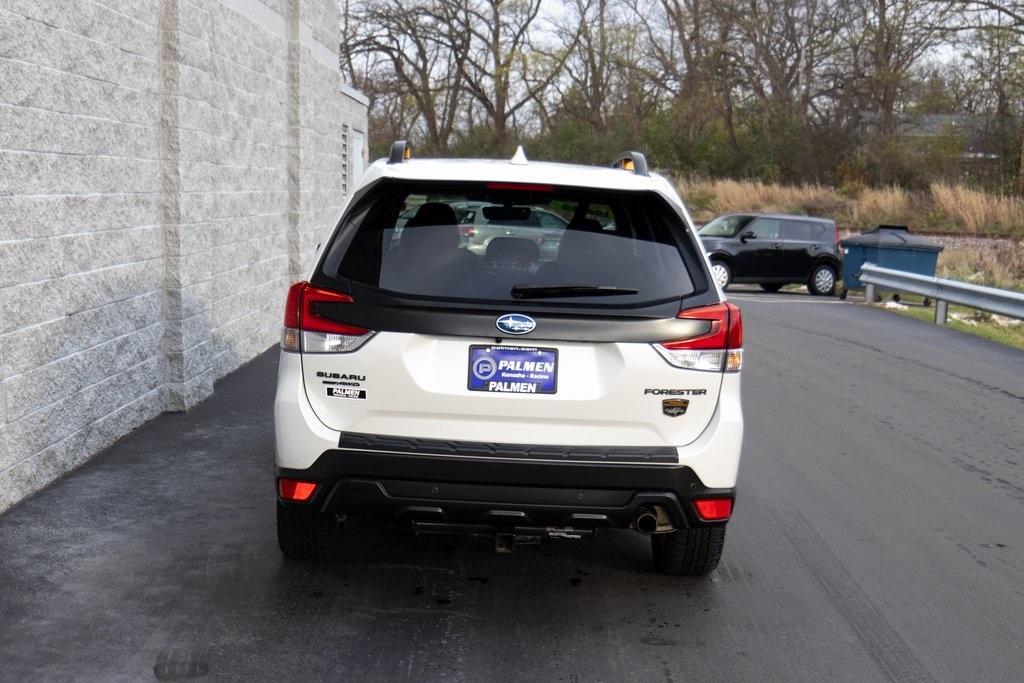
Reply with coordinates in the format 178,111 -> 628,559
406,202 -> 457,228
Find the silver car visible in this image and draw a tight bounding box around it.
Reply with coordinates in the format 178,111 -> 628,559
452,201 -> 569,261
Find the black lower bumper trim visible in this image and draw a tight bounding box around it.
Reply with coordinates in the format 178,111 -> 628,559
338,432 -> 679,463
278,449 -> 734,530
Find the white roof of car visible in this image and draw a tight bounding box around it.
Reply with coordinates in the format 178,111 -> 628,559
357,157 -> 687,212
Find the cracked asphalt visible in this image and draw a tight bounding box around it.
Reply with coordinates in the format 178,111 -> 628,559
2,289 -> 1023,681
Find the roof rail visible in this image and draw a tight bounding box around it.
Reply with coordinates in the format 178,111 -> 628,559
612,151 -> 649,176
388,140 -> 411,164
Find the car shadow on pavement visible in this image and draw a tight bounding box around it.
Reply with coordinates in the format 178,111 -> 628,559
265,518 -> 718,613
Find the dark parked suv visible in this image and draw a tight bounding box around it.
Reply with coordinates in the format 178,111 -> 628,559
698,214 -> 841,296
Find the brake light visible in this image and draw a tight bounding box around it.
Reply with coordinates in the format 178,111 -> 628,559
654,302 -> 742,372
693,497 -> 733,521
283,283 -> 303,328
278,478 -> 318,502
485,182 -> 554,192
668,302 -> 742,349
281,282 -> 374,353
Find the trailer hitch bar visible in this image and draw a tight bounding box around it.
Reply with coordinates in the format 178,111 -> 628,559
411,522 -> 595,553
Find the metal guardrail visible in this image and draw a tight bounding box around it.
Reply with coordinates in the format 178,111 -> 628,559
858,263 -> 1024,325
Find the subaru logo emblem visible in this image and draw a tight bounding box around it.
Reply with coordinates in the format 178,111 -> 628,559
496,313 -> 536,335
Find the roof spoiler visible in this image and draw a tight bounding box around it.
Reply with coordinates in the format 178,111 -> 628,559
612,151 -> 649,176
388,140 -> 411,164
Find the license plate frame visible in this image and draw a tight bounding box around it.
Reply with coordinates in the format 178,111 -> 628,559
467,345 -> 558,394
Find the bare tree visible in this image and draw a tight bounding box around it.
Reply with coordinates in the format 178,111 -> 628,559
938,1 -> 1024,190
448,0 -> 581,151
342,0 -> 470,153
342,0 -> 1023,191
859,0 -> 952,139
627,0 -> 724,144
949,1 -> 1024,34
723,0 -> 846,120
550,0 -> 611,132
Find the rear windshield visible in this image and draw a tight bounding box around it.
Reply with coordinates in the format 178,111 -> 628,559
320,181 -> 700,306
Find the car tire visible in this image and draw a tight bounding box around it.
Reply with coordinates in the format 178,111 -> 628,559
709,260 -> 731,290
651,525 -> 726,576
760,283 -> 783,292
808,264 -> 837,296
277,502 -> 341,560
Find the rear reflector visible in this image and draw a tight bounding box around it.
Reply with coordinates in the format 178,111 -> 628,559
281,327 -> 301,352
693,497 -> 733,521
655,302 -> 742,371
278,478 -> 318,502
282,282 -> 374,353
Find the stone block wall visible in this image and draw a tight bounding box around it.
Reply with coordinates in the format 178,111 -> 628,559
0,0 -> 368,512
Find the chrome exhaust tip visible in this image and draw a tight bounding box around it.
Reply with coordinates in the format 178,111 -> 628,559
634,508 -> 658,534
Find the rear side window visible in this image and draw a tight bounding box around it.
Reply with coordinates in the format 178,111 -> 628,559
784,221 -> 816,241
746,218 -> 781,239
321,182 -> 700,306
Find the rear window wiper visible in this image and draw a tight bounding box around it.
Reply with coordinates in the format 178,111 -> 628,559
511,284 -> 639,299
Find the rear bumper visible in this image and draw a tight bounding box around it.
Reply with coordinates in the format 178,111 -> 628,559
275,349 -> 742,529
275,351 -> 744,490
277,449 -> 734,530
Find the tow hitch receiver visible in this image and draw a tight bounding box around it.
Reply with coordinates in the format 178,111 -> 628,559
412,522 -> 595,553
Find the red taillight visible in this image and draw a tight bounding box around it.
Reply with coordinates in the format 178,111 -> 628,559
459,225 -> 477,237
278,478 -> 318,502
301,287 -> 365,335
485,182 -> 554,192
283,282 -> 366,335
284,282 -> 303,328
693,497 -> 733,521
663,302 -> 742,350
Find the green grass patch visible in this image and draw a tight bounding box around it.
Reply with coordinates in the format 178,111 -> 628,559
872,300 -> 1024,350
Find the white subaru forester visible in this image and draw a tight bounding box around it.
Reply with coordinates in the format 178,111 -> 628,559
274,143 -> 743,576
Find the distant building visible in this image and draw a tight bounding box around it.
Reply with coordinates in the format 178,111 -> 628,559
860,112 -> 998,160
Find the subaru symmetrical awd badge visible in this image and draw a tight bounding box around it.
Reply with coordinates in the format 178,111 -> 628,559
495,313 -> 536,335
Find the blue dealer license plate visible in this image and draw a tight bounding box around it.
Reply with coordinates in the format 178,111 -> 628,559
468,345 -> 558,394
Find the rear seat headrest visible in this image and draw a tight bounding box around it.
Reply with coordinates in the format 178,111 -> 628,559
406,202 -> 457,228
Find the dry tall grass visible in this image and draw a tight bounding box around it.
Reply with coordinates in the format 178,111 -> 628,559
677,177 -> 1024,236
852,186 -> 912,227
680,178 -> 847,219
937,244 -> 1024,292
929,184 -> 1024,234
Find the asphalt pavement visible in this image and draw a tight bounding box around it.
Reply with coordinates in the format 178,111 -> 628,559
2,288 -> 1023,681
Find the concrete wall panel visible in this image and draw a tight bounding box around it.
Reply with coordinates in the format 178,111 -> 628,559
0,0 -> 368,513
